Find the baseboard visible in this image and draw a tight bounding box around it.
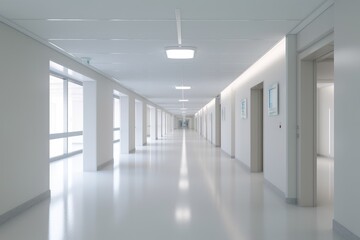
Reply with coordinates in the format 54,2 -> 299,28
221,149 -> 234,158
286,198 -> 298,205
264,179 -> 286,199
237,159 -> 251,172
0,190 -> 51,225
333,220 -> 360,240
97,158 -> 114,170
317,153 -> 334,159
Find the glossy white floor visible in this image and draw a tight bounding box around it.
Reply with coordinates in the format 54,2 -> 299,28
0,130 -> 344,240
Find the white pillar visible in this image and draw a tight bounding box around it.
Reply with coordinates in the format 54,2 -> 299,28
83,81 -> 97,171
157,109 -> 162,137
162,111 -> 166,136
120,95 -> 135,153
135,101 -> 144,146
215,96 -> 221,147
150,107 -> 158,140
142,103 -> 147,145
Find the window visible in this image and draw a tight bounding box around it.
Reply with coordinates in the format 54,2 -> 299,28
50,75 -> 64,134
49,73 -> 83,160
113,97 -> 120,142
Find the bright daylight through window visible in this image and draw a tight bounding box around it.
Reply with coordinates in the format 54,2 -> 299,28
49,70 -> 83,160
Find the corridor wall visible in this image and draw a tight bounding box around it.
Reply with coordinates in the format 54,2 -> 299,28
0,20 -> 172,223
333,0 -> 360,237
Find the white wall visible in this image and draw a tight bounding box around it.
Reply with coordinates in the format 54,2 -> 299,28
0,22 -> 50,216
317,84 -> 334,157
221,87 -> 235,157
197,37 -> 295,197
234,39 -> 288,194
206,100 -> 216,144
334,0 -> 360,237
196,99 -> 220,146
96,79 -> 114,165
0,20 -> 172,218
297,4 -> 334,52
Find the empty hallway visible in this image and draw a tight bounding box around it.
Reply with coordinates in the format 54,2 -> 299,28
0,130 -> 343,240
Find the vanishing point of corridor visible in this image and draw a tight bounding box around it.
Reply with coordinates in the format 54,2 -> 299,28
0,130 -> 342,240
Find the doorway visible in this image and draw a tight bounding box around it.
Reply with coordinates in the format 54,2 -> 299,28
316,51 -> 334,206
297,37 -> 334,207
250,82 -> 264,172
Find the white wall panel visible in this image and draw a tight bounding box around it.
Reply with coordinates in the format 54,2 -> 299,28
0,20 -> 171,219
297,5 -> 334,52
334,0 -> 360,237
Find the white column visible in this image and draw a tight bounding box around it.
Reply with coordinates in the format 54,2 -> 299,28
215,96 -> 221,147
150,107 -> 158,140
135,101 -> 144,146
120,95 -> 135,153
162,111 -> 166,136
142,103 -> 147,145
157,109 -> 162,137
120,96 -> 129,153
129,96 -> 135,152
83,81 -> 97,171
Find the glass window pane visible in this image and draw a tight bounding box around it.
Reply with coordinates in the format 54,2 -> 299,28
68,135 -> 83,153
68,82 -> 83,132
50,138 -> 65,158
50,75 -> 64,134
113,130 -> 120,141
113,98 -> 120,128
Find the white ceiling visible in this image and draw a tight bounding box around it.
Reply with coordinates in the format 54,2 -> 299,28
0,0 -> 328,115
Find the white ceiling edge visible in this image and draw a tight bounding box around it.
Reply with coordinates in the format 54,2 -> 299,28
0,14 -> 175,116
195,0 -> 335,115
290,0 -> 334,34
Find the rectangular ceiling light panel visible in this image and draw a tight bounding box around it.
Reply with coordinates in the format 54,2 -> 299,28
175,86 -> 191,90
166,47 -> 195,59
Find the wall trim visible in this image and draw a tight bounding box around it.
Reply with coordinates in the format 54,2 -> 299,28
317,153 -> 334,159
97,158 -> 114,171
290,0 -> 334,35
237,159 -> 251,172
237,161 -> 298,204
264,179 -> 287,200
286,198 -> 298,205
333,220 -> 360,240
0,16 -> 170,115
220,149 -> 234,158
0,190 -> 51,225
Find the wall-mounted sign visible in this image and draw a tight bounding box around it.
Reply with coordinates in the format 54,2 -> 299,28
240,98 -> 247,119
222,107 -> 226,121
268,83 -> 279,116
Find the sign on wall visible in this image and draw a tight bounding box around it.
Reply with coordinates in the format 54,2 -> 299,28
268,83 -> 279,116
240,98 -> 247,119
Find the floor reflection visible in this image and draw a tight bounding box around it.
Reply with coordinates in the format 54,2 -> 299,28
0,130 -> 344,240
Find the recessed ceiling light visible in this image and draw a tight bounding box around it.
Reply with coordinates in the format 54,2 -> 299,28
166,47 -> 195,59
179,99 -> 189,102
175,86 -> 191,90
